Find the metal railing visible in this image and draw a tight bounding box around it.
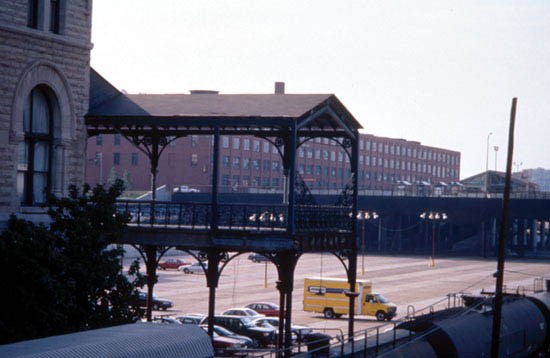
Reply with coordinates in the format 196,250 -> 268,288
116,200 -> 354,233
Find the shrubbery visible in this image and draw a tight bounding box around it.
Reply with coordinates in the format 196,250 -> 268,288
0,180 -> 145,344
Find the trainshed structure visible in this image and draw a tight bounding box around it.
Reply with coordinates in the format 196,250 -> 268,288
0,323 -> 214,358
86,70 -> 363,354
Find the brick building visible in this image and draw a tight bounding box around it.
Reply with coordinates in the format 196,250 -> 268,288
0,1 -> 92,226
85,90 -> 460,194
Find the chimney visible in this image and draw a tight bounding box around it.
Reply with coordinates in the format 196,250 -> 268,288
274,82 -> 285,94
190,90 -> 219,95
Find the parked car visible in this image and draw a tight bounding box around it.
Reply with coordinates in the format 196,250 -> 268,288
248,253 -> 269,263
137,291 -> 173,311
252,319 -> 298,344
152,317 -> 181,325
221,308 -> 264,319
200,324 -> 254,348
179,262 -> 207,274
158,258 -> 191,270
175,314 -> 206,324
245,302 -> 280,317
201,315 -> 276,347
251,317 -> 312,342
200,327 -> 245,356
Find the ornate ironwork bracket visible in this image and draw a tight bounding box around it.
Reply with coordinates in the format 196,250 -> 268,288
132,244 -> 172,270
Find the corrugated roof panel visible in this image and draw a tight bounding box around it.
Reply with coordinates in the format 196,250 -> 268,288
0,323 -> 214,358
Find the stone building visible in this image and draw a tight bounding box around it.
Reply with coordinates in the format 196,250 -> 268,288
0,0 -> 92,227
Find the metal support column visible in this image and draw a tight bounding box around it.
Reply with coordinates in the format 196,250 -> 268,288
276,280 -> 286,353
206,250 -> 222,338
348,131 -> 359,339
211,128 -> 220,231
144,245 -> 158,322
275,252 -> 299,357
531,219 -> 538,253
286,126 -> 297,235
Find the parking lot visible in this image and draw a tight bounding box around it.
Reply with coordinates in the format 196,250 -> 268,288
138,252 -> 550,335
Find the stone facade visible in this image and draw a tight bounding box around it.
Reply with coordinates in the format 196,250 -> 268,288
0,0 -> 92,226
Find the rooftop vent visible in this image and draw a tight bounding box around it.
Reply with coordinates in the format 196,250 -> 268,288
190,90 -> 219,95
274,82 -> 285,94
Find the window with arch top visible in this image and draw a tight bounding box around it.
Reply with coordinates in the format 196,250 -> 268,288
17,86 -> 53,205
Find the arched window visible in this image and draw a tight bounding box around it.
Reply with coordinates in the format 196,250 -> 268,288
17,86 -> 53,205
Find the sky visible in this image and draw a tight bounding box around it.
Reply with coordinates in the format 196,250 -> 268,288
90,0 -> 550,179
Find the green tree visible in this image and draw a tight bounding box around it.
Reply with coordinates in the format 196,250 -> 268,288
0,180 -> 145,344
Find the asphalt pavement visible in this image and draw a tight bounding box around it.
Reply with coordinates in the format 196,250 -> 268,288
136,253 -> 550,335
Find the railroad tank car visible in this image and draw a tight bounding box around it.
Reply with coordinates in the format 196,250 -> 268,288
379,292 -> 550,357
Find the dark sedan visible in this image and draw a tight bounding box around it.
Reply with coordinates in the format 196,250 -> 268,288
248,253 -> 269,263
137,291 -> 173,311
201,315 -> 276,347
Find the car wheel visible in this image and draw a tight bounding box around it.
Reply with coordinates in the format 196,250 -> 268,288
376,311 -> 386,321
323,308 -> 335,319
184,268 -> 190,274
153,303 -> 159,310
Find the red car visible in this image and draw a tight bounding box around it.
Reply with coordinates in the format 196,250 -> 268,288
245,302 -> 280,317
158,258 -> 190,270
200,326 -> 244,356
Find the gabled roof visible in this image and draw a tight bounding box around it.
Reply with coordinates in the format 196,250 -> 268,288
89,92 -> 334,118
461,171 -> 531,186
89,68 -> 123,110
86,69 -> 362,138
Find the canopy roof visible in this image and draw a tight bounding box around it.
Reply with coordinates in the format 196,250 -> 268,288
86,69 -> 362,139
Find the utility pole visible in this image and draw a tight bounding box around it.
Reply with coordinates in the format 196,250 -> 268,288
491,98 -> 517,358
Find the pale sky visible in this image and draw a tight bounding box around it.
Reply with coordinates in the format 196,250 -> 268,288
90,0 -> 550,179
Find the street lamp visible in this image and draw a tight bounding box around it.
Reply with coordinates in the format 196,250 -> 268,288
485,132 -> 492,172
485,132 -> 492,195
420,211 -> 448,267
357,211 -> 378,276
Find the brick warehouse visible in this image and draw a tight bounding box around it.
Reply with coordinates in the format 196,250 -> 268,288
86,105 -> 461,194
0,1 -> 92,227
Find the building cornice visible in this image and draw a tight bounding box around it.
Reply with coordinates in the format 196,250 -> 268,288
0,23 -> 93,51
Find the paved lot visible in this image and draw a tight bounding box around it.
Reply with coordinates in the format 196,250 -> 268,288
141,253 -> 550,335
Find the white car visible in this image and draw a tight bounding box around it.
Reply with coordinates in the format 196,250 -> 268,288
221,307 -> 265,319
178,262 -> 207,274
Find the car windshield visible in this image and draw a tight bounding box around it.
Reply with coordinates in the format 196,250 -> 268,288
244,309 -> 258,316
375,294 -> 388,303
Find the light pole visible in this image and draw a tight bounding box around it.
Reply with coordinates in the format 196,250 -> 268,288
485,132 -> 492,195
493,146 -> 499,171
357,211 -> 378,276
513,161 -> 523,173
485,132 -> 492,172
420,211 -> 448,267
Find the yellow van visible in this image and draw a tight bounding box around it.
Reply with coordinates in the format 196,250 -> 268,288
303,277 -> 396,321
